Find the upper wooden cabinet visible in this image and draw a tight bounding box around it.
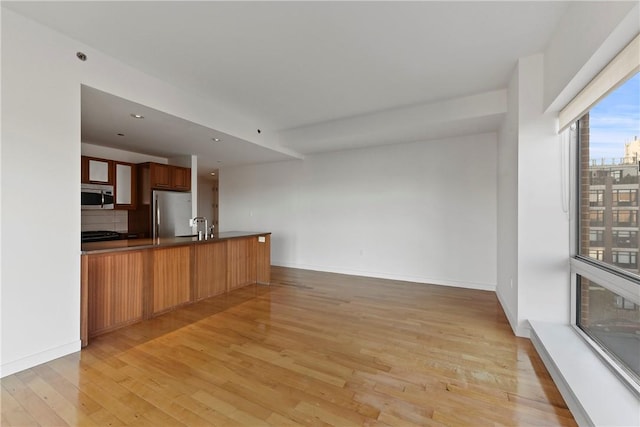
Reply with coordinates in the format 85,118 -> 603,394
147,162 -> 191,191
172,166 -> 191,191
81,156 -> 113,185
114,162 -> 137,209
149,163 -> 171,189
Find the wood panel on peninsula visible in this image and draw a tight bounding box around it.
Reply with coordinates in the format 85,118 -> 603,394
80,232 -> 271,346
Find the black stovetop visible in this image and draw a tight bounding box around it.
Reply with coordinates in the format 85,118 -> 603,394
81,230 -> 122,243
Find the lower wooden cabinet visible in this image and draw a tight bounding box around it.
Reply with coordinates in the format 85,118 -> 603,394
81,234 -> 271,346
194,241 -> 227,300
257,234 -> 271,285
86,251 -> 144,338
227,237 -> 257,291
152,246 -> 191,314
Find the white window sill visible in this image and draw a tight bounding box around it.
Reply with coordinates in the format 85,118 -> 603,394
529,321 -> 639,427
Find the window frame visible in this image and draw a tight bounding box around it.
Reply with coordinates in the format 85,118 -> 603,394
570,259 -> 640,395
571,112 -> 640,395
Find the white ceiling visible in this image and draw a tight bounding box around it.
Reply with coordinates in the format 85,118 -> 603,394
5,1 -> 573,172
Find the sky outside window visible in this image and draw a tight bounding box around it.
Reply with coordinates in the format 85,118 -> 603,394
589,73 -> 640,160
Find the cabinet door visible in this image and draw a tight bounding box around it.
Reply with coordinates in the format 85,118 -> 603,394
82,156 -> 113,184
150,163 -> 171,189
115,162 -> 136,209
194,241 -> 227,300
152,246 -> 191,314
81,156 -> 89,183
89,159 -> 112,184
227,237 -> 257,291
87,251 -> 144,337
172,166 -> 191,191
257,235 -> 271,285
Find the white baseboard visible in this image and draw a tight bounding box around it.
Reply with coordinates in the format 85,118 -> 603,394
272,262 -> 496,292
0,340 -> 81,378
495,289 -> 531,337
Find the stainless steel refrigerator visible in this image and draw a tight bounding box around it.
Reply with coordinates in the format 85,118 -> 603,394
152,190 -> 193,238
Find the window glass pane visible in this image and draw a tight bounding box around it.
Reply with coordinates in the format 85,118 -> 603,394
577,276 -> 640,382
579,73 -> 640,275
577,72 -> 640,387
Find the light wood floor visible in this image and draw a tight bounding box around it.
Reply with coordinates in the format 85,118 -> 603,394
2,267 -> 576,426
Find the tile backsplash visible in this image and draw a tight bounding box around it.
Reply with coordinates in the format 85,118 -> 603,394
81,210 -> 128,232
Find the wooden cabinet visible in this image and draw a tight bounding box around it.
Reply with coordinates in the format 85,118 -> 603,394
148,163 -> 191,191
257,234 -> 271,285
81,156 -> 113,185
172,166 -> 191,191
81,233 -> 271,346
152,246 -> 191,314
114,162 -> 136,209
227,237 -> 258,291
85,251 -> 144,338
150,163 -> 171,189
194,241 -> 227,300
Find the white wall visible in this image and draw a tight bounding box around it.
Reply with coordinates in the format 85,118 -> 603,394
497,54 -> 573,338
81,142 -> 168,164
496,65 -> 519,333
221,133 -> 498,290
2,10 -> 83,376
517,54 -> 572,332
1,9 -> 283,377
197,176 -> 215,225
496,54 -> 573,337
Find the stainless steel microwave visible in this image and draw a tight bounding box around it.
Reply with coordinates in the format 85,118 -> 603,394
81,183 -> 114,210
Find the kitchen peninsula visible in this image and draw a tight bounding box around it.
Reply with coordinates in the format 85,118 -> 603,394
80,231 -> 271,346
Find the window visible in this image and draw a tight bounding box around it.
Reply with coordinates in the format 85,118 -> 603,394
612,210 -> 637,227
577,276 -> 640,381
588,249 -> 604,261
612,250 -> 638,269
589,210 -> 604,226
576,71 -> 640,388
611,170 -> 623,183
589,189 -> 605,206
590,230 -> 604,246
613,189 -> 637,206
613,230 -> 637,248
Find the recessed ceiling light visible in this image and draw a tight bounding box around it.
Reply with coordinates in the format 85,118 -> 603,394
210,172 -> 216,176
212,137 -> 221,142
117,133 -> 125,137
130,113 -> 144,119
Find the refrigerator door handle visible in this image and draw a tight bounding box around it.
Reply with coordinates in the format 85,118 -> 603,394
155,197 -> 160,238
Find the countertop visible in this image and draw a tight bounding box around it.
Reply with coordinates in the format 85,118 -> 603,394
81,231 -> 271,254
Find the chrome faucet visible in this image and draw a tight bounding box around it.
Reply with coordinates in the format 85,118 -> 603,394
192,216 -> 208,240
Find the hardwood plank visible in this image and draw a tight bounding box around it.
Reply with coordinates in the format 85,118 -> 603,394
1,384 -> 39,427
2,374 -> 69,426
1,267 -> 577,426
